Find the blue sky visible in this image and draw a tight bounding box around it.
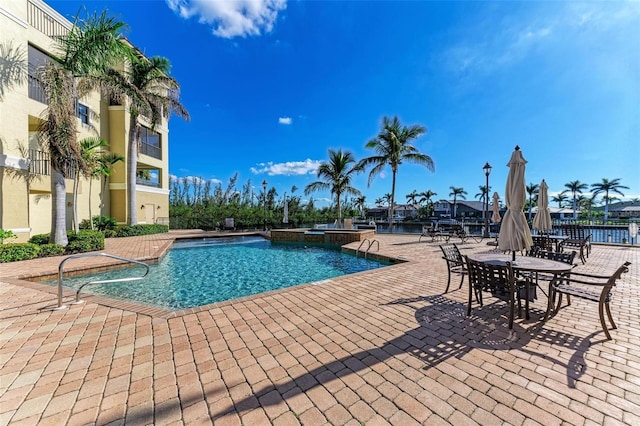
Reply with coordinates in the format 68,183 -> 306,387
50,0 -> 640,207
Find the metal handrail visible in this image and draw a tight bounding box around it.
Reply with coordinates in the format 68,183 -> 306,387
365,240 -> 380,257
356,239 -> 379,259
356,239 -> 371,257
56,253 -> 150,309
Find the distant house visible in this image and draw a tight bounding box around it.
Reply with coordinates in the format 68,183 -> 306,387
597,201 -> 640,219
365,204 -> 419,221
433,200 -> 487,220
531,206 -> 577,220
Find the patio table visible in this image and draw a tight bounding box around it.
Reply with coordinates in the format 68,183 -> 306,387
467,252 -> 574,320
547,235 -> 569,251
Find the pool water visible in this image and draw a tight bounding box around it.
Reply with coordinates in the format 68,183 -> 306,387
48,236 -> 388,310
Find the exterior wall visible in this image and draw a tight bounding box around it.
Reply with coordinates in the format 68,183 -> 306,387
0,0 -> 171,241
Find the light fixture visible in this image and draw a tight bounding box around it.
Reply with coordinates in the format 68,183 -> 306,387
483,162 -> 492,238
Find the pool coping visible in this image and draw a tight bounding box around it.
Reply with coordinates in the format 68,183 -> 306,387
9,232 -> 410,319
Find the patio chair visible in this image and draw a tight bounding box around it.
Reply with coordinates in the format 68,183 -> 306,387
525,249 -> 577,298
544,261 -> 631,340
464,256 -> 533,328
559,224 -> 591,264
439,244 -> 466,293
532,235 -> 553,252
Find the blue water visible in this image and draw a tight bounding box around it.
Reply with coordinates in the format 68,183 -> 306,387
47,236 -> 388,310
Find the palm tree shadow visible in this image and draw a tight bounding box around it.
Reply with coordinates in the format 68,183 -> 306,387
215,294 -> 542,418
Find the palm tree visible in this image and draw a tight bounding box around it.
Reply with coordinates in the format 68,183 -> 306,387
353,195 -> 366,218
475,184 -> 490,221
114,55 -> 190,225
96,152 -> 124,219
304,149 -> 363,225
37,11 -> 133,245
374,197 -> 384,207
74,137 -> 108,232
449,186 -> 466,219
406,190 -> 419,207
525,183 -> 539,221
358,116 -> 434,232
591,178 -> 629,223
551,192 -> 569,208
419,189 -> 437,217
564,180 -> 588,220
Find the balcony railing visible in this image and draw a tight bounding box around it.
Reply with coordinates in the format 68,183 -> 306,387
27,0 -> 70,38
139,141 -> 161,160
28,73 -> 47,104
29,149 -> 77,177
136,178 -> 160,188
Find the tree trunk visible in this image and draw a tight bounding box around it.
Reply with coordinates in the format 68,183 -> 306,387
336,191 -> 342,227
72,170 -> 79,233
50,167 -> 68,246
388,171 -> 397,233
88,178 -> 93,229
127,115 -> 138,225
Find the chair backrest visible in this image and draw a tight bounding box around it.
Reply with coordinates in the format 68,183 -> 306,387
343,218 -> 353,229
465,256 -> 513,295
532,235 -> 552,251
440,243 -> 463,264
224,218 -> 234,229
561,224 -> 587,239
539,249 -> 576,265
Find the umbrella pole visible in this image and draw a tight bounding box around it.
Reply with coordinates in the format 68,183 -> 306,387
512,251 -> 516,261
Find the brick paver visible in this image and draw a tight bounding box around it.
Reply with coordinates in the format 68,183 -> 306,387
0,230 -> 638,425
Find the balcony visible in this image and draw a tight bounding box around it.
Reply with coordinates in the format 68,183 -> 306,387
139,141 -> 161,160
27,0 -> 70,38
28,73 -> 47,104
29,149 -> 77,177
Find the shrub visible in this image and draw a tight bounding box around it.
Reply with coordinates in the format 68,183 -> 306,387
93,215 -> 118,231
0,229 -> 17,244
28,233 -> 51,245
0,243 -> 40,263
38,244 -> 66,257
65,230 -> 104,254
104,229 -> 117,238
115,224 -> 168,237
79,219 -> 92,230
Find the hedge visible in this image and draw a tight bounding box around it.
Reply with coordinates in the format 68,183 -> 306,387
0,243 -> 40,263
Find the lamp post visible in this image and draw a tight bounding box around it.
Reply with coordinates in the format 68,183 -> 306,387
483,162 -> 492,238
262,180 -> 268,231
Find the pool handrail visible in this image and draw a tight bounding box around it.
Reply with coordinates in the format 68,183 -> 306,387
56,253 -> 150,309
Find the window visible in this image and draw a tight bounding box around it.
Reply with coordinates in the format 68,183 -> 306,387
77,103 -> 89,125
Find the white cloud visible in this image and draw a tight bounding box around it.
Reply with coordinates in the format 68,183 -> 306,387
278,116 -> 292,125
165,0 -> 287,38
250,159 -> 321,176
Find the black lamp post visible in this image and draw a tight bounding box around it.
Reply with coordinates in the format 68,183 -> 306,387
483,162 -> 492,238
262,180 -> 268,231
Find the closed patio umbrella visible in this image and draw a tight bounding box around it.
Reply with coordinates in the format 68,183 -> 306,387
532,179 -> 552,233
283,198 -> 289,224
491,192 -> 501,223
498,146 -> 533,259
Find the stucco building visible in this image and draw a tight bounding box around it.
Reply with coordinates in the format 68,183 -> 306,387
0,0 -> 171,242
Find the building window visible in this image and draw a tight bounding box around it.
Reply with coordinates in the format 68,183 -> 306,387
77,103 -> 89,124
139,126 -> 162,159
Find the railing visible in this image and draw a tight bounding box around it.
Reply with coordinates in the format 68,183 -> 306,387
136,177 -> 160,188
27,0 -> 70,38
356,239 -> 379,259
140,141 -> 161,160
29,149 -> 77,177
56,253 -> 150,309
28,73 -> 47,104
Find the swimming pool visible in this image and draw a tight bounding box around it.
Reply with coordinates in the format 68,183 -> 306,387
47,236 -> 389,310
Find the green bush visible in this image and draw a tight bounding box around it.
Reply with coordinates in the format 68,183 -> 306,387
38,244 -> 66,257
93,215 -> 118,231
28,233 -> 51,245
115,224 -> 168,237
104,229 -> 117,238
65,230 -> 104,254
0,243 -> 40,263
0,229 -> 17,243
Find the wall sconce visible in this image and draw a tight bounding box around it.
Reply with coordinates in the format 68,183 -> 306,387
157,205 -> 161,210
140,205 -> 145,209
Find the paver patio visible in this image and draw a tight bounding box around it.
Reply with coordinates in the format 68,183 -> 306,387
1,231 -> 638,425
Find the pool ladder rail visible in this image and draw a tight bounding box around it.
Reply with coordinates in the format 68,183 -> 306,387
56,253 -> 150,309
356,239 -> 379,259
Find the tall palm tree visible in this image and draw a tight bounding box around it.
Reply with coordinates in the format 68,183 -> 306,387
358,116 -> 434,232
114,55 -> 190,225
353,195 -> 366,218
551,192 -> 569,208
374,197 -> 384,207
591,178 -> 629,223
304,149 -> 363,225
564,180 -> 588,220
449,186 -> 466,219
37,11 -> 133,245
525,182 -> 539,221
